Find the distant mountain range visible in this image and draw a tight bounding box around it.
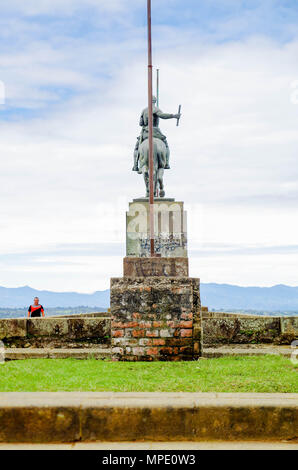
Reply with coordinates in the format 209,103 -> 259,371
200,283 -> 298,312
0,286 -> 110,309
0,283 -> 298,313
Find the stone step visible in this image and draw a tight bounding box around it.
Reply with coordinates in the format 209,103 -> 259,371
4,348 -> 112,361
0,392 -> 296,443
202,344 -> 293,358
5,345 -> 293,361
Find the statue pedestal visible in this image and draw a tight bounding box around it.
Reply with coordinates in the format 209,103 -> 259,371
110,199 -> 201,362
126,198 -> 187,258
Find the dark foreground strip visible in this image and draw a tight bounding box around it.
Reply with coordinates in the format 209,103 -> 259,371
0,392 -> 297,443
0,450 -> 295,468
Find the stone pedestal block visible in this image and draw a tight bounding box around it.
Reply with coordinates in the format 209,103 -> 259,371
126,199 -> 187,258
110,276 -> 201,361
110,196 -> 200,361
123,257 -> 189,278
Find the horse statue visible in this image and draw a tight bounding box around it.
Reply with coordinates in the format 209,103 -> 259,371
132,96 -> 181,198
138,137 -> 167,198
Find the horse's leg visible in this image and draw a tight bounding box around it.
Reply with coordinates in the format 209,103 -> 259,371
155,162 -> 160,197
142,167 -> 149,197
156,143 -> 165,197
154,143 -> 161,197
153,167 -> 158,197
158,168 -> 165,198
139,143 -> 149,197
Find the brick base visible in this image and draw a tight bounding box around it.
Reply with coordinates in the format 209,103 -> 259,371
110,277 -> 201,361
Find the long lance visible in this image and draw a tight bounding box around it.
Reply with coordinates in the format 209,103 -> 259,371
156,68 -> 160,107
156,68 -> 160,198
147,0 -> 155,257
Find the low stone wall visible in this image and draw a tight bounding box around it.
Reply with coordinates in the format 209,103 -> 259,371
0,316 -> 110,349
202,313 -> 298,346
0,309 -> 297,354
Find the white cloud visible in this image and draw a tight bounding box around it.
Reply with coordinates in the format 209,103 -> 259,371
0,0 -> 133,16
0,7 -> 298,291
0,80 -> 5,104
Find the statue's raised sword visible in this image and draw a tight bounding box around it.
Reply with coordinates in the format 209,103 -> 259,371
176,104 -> 182,126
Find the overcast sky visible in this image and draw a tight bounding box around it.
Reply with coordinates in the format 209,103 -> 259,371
0,0 -> 298,292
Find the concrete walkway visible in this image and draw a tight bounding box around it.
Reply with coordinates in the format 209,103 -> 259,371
4,344 -> 294,361
0,392 -> 297,443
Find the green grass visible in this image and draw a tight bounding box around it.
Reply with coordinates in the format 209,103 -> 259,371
0,356 -> 297,393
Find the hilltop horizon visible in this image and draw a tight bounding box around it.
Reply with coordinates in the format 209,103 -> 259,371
2,281 -> 298,294
1,283 -> 298,313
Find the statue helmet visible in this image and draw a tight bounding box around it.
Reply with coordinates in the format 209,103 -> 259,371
152,95 -> 157,103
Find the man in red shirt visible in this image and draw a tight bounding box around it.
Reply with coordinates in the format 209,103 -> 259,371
28,297 -> 45,318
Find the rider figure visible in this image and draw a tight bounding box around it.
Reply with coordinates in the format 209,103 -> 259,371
133,96 -> 180,172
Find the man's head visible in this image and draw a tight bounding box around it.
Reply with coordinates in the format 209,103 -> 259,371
152,95 -> 157,104
33,297 -> 39,306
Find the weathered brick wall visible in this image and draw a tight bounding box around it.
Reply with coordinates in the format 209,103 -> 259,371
111,277 -> 201,361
